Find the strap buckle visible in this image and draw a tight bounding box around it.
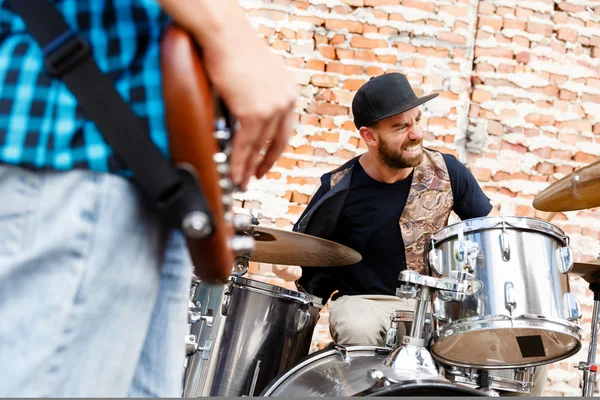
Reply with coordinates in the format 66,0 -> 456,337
43,30 -> 91,77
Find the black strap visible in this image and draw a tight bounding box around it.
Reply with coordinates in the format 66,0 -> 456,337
6,0 -> 213,230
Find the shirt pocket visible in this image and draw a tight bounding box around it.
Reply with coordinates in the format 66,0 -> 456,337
0,166 -> 40,256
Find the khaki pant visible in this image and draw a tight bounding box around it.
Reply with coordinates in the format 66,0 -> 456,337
328,294 -> 548,396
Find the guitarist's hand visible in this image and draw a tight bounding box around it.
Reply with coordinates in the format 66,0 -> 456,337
159,0 -> 298,190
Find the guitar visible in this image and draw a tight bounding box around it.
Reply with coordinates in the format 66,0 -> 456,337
161,25 -> 253,283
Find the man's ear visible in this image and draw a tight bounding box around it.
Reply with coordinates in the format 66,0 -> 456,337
359,126 -> 377,147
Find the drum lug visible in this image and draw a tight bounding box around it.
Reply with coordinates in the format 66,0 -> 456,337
185,334 -> 199,355
295,309 -> 311,332
221,284 -> 232,316
496,219 -> 511,262
564,292 -> 582,321
504,281 -> 517,314
331,344 -> 351,363
557,246 -> 574,274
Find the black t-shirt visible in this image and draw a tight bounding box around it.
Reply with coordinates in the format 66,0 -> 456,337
328,153 -> 493,297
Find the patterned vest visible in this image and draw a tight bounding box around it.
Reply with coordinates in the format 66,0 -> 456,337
329,149 -> 454,276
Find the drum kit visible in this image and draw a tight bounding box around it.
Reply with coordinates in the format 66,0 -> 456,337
182,159 -> 600,397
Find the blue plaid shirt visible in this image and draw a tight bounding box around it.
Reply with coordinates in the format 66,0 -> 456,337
0,0 -> 170,173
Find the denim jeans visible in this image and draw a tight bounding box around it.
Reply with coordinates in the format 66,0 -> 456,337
0,164 -> 192,397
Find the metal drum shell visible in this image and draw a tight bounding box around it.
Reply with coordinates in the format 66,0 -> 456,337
426,216 -> 582,369
184,276 -> 322,397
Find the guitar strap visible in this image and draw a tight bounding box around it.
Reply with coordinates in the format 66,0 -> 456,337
5,0 -> 215,233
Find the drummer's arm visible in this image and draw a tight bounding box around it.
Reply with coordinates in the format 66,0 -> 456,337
446,155 -> 493,219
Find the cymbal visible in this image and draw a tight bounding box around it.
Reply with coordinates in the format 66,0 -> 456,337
533,159 -> 600,212
570,260 -> 600,284
247,226 -> 362,267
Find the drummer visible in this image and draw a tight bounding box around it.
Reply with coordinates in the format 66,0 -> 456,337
274,72 -> 492,343
274,73 -> 550,397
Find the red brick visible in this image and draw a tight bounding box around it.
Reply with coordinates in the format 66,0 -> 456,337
365,66 -> 384,76
558,27 -> 578,43
329,34 -> 345,45
345,65 -> 364,75
311,74 -> 338,88
395,42 -> 416,53
307,102 -> 349,116
350,36 -> 388,49
559,90 -> 577,101
472,88 -> 493,103
574,152 -> 598,163
364,0 -> 397,5
525,113 -> 555,127
377,54 -> 398,64
503,19 -> 526,30
318,45 -> 336,59
336,49 -> 355,60
513,36 -> 530,48
417,47 -> 451,57
496,6 -> 514,16
536,162 -> 555,175
470,167 -> 492,182
526,21 -> 553,36
343,79 -> 367,90
594,124 -> 600,134
478,16 -> 503,31
290,15 -> 325,26
478,2 -> 495,14
475,47 -> 514,58
516,7 -> 534,18
306,59 -> 325,71
403,0 -> 434,12
325,19 -> 363,33
437,32 -> 467,45
440,5 -> 470,17
556,165 -> 574,175
326,62 -> 345,74
355,50 -> 377,61
556,120 -> 592,133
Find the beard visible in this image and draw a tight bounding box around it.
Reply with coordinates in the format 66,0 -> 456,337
377,137 -> 424,169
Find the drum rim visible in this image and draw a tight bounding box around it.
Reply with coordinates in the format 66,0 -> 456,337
430,316 -> 582,369
430,216 -> 568,245
261,345 -> 386,396
229,275 -> 323,306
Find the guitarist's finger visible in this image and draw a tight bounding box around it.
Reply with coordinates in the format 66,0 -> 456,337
229,121 -> 257,187
256,108 -> 293,180
240,113 -> 281,188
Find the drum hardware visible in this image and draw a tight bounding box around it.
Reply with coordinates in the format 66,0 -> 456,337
425,216 -> 582,369
474,371 -> 500,397
384,270 -> 483,378
570,259 -> 600,397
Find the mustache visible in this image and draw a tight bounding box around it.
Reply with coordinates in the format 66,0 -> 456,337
402,139 -> 423,150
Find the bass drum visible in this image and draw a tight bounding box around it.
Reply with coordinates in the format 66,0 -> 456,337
261,344 -> 485,397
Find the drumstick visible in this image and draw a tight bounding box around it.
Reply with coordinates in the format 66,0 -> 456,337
545,212 -> 556,222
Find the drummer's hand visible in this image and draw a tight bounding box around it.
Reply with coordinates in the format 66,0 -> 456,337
272,265 -> 302,282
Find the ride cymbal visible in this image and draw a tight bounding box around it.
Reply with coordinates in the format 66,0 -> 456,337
570,260 -> 600,284
533,159 -> 600,212
247,226 -> 362,267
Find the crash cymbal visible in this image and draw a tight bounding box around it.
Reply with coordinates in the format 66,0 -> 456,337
247,226 -> 362,267
570,260 -> 600,284
533,159 -> 600,212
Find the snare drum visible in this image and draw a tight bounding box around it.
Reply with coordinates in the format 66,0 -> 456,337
426,216 -> 582,369
184,276 -> 322,397
444,365 -> 539,395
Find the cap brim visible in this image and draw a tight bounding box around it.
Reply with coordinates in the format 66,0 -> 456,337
371,92 -> 439,126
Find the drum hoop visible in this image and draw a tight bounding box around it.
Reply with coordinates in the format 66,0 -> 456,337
430,216 -> 568,245
229,276 -> 323,306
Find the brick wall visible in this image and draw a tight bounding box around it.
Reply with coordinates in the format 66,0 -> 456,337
235,0 -> 600,396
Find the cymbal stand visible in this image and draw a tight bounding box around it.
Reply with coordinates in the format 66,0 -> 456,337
384,270 -> 483,376
580,282 -> 600,397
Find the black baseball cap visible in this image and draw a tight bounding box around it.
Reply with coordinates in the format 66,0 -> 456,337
352,73 -> 439,129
